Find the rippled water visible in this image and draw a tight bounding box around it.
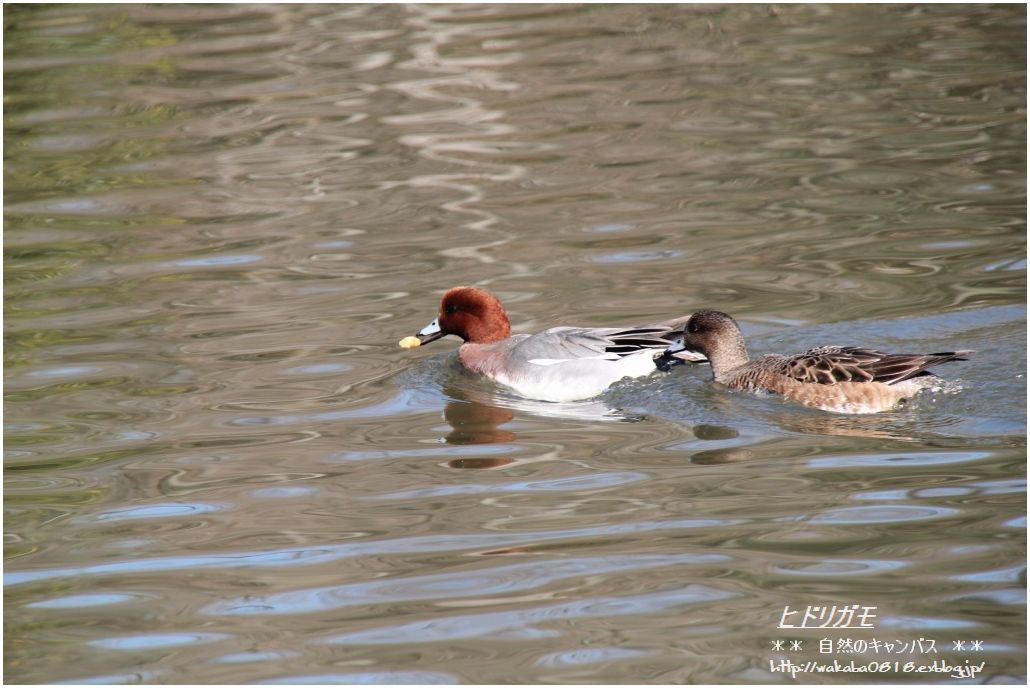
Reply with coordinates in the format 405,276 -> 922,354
4,4 -> 1026,684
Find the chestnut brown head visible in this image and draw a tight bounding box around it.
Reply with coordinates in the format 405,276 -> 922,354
415,286 -> 511,345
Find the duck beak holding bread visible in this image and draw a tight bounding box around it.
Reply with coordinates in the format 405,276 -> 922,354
398,317 -> 446,348
654,333 -> 691,371
415,317 -> 446,344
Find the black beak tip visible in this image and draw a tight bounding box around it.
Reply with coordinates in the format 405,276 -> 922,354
654,352 -> 681,372
416,331 -> 445,345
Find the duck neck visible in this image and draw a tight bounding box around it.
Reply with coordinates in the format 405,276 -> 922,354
708,334 -> 750,380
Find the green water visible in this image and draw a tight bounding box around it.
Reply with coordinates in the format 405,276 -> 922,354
4,3 -> 1026,684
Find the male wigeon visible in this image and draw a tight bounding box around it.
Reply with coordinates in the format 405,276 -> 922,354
661,310 -> 972,414
402,286 -> 705,402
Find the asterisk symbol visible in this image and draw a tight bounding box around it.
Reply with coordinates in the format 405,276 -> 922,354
952,640 -> 966,651
970,640 -> 983,651
772,640 -> 785,651
790,640 -> 803,651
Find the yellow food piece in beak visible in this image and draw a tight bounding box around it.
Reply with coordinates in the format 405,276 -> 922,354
398,336 -> 422,349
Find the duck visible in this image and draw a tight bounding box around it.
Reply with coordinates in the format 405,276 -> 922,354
660,310 -> 972,414
400,286 -> 705,402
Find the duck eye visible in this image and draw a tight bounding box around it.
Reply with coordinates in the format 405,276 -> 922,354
445,304 -> 458,315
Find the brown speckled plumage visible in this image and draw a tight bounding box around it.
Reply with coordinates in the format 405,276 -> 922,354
665,310 -> 972,414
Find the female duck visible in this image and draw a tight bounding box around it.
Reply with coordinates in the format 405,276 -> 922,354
661,310 -> 971,414
402,286 -> 704,402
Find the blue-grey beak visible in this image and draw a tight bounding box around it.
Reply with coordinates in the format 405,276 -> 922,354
664,334 -> 687,355
416,317 -> 445,344
655,333 -> 694,371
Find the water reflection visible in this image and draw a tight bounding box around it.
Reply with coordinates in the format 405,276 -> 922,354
4,2 -> 1025,685
322,585 -> 736,645
442,399 -> 516,447
436,378 -> 635,467
437,381 -> 639,468
761,405 -> 965,440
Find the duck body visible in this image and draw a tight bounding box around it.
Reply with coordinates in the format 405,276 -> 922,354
457,327 -> 670,403
716,347 -> 969,414
663,310 -> 971,414
407,286 -> 704,402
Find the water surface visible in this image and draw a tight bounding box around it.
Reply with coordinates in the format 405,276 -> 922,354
4,4 -> 1026,684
